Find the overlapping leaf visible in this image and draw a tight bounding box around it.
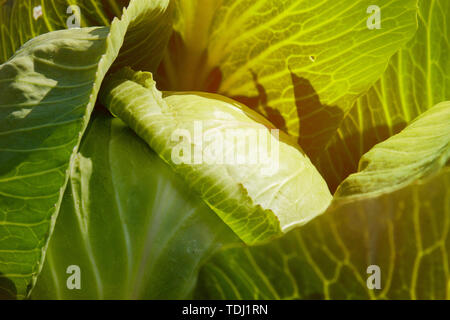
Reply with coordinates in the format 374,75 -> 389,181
99,68 -> 332,245
0,0 -> 172,298
0,0 -> 446,301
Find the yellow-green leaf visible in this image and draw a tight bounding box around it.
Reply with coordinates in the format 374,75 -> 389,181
158,0 -> 418,157
317,0 -> 449,191
196,168 -> 450,299
336,101 -> 450,199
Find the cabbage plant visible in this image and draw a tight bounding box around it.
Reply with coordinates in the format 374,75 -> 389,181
0,0 -> 448,300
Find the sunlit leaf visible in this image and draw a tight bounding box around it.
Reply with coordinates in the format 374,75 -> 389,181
336,101 -> 450,199
158,0 -> 418,157
317,0 -> 449,191
99,67 -> 332,245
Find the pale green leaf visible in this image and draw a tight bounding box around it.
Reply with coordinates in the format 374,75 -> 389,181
99,68 -> 332,245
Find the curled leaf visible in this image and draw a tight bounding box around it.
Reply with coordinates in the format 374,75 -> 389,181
100,67 -> 332,244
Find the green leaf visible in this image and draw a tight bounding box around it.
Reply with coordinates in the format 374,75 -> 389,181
158,0 -> 418,157
0,0 -> 172,72
336,101 -> 450,199
317,0 -> 450,191
0,0 -> 172,299
99,68 -> 332,245
30,113 -> 240,299
0,0 -> 131,64
196,168 -> 450,300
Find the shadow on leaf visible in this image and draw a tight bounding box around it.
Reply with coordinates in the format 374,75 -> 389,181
0,273 -> 17,300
